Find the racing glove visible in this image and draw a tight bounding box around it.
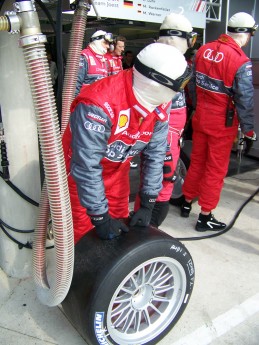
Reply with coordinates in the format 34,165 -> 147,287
130,193 -> 157,227
163,151 -> 174,181
90,212 -> 129,240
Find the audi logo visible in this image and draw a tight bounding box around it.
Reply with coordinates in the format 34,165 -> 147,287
84,121 -> 105,133
203,49 -> 224,63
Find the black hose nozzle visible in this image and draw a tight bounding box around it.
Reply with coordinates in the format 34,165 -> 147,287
1,140 -> 10,181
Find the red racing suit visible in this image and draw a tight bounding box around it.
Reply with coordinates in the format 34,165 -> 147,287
63,69 -> 170,243
105,52 -> 123,75
183,34 -> 255,212
157,91 -> 187,202
75,45 -> 109,96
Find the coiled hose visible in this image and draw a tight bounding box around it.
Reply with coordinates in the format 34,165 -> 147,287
61,2 -> 89,133
22,42 -> 74,306
32,0 -> 90,306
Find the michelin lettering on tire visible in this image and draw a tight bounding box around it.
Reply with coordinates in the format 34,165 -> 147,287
94,312 -> 110,345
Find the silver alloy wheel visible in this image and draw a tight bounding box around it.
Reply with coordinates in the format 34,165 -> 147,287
107,256 -> 187,345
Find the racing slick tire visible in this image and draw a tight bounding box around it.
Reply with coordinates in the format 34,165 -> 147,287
61,225 -> 195,345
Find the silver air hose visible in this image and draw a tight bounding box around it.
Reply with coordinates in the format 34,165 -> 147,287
10,0 -> 74,306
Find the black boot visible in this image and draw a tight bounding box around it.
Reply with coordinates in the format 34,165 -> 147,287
180,200 -> 192,218
150,201 -> 169,227
195,213 -> 226,232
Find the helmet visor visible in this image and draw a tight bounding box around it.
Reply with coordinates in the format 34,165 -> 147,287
159,29 -> 198,48
90,32 -> 114,43
104,32 -> 114,43
227,23 -> 258,36
134,58 -> 192,92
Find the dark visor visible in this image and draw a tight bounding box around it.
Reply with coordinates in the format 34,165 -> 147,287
159,29 -> 198,47
134,58 -> 192,92
227,24 -> 258,36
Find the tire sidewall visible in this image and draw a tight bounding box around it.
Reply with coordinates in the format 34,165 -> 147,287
85,237 -> 194,345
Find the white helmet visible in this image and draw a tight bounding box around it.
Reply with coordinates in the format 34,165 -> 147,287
160,13 -> 193,32
227,12 -> 257,35
89,30 -> 114,55
133,43 -> 190,112
227,12 -> 257,47
158,13 -> 197,53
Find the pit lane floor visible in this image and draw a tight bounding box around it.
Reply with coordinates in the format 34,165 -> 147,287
0,157 -> 259,345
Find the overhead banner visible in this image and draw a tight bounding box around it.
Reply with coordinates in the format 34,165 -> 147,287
88,0 -> 206,28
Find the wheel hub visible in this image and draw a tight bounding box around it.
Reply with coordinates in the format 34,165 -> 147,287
132,284 -> 153,310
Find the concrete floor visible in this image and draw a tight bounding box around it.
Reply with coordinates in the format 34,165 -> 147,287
0,158 -> 259,345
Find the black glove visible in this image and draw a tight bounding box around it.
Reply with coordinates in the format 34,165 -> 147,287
130,193 -> 157,227
90,212 -> 129,240
163,151 -> 174,182
150,201 -> 170,227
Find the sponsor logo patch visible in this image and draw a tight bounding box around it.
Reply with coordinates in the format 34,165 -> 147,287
84,120 -> 105,133
94,312 -> 110,345
104,102 -> 114,119
114,109 -> 130,134
86,112 -> 107,124
203,48 -> 224,63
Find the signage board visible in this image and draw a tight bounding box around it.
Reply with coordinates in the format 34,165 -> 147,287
88,0 -> 206,28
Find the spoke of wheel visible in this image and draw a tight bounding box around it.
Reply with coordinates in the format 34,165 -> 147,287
112,304 -> 133,329
134,310 -> 142,332
149,302 -> 163,315
155,283 -> 174,295
130,274 -> 139,290
114,293 -> 132,304
139,267 -> 146,285
146,262 -> 158,284
152,295 -> 171,303
122,309 -> 136,333
155,271 -> 173,287
143,307 -> 151,326
112,299 -> 132,318
120,284 -> 135,295
150,263 -> 167,285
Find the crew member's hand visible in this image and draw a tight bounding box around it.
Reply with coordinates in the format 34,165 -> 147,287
90,212 -> 129,240
130,193 -> 157,227
163,151 -> 174,181
244,130 -> 257,141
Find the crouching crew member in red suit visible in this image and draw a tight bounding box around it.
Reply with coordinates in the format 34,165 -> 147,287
181,12 -> 258,231
62,43 -> 189,243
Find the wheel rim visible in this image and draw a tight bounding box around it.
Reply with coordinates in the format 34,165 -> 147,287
107,256 -> 187,345
171,158 -> 187,199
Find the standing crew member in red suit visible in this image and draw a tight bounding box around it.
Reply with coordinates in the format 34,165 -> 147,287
149,13 -> 197,227
106,35 -> 126,75
181,12 -> 257,231
75,30 -> 113,96
62,43 -> 190,243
